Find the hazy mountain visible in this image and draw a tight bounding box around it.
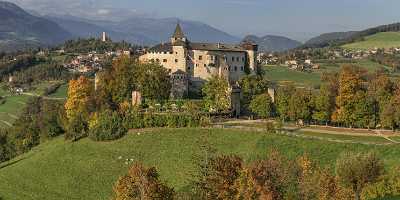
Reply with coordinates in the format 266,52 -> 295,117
303,31 -> 359,48
0,1 -> 72,51
243,35 -> 302,52
86,17 -> 241,45
46,15 -> 156,45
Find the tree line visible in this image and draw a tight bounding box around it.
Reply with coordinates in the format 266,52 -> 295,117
247,65 -> 400,130
112,149 -> 400,200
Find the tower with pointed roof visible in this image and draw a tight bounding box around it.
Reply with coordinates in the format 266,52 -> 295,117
171,23 -> 187,45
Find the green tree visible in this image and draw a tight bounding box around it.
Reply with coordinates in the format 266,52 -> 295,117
88,109 -> 127,141
288,89 -> 313,124
336,152 -> 384,200
135,62 -> 171,101
249,93 -> 273,119
276,84 -> 295,122
313,84 -> 335,125
0,130 -> 14,163
239,75 -> 270,112
202,76 -> 231,113
353,91 -> 374,129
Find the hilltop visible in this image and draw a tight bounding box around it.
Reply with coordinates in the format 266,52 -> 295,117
342,32 -> 400,50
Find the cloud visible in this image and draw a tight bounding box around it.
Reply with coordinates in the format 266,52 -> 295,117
224,0 -> 260,6
97,9 -> 110,15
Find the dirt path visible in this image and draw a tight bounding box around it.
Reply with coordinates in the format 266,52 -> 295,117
220,119 -> 400,145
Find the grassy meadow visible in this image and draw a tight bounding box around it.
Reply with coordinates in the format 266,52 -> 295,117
343,32 -> 400,50
0,128 -> 399,200
263,58 -> 396,87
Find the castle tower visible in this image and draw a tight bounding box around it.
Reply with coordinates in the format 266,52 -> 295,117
102,32 -> 107,42
170,23 -> 187,44
171,23 -> 188,73
241,41 -> 258,74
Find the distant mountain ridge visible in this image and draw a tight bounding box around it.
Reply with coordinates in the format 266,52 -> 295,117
304,31 -> 359,48
0,1 -> 72,51
243,35 -> 302,52
46,15 -> 241,46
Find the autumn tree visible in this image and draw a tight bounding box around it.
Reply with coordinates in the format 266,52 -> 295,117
64,76 -> 94,140
336,152 -> 384,200
335,65 -> 366,127
236,151 -> 288,200
202,76 -> 231,113
201,155 -> 243,199
249,93 -> 273,119
379,81 -> 400,131
113,163 -> 174,200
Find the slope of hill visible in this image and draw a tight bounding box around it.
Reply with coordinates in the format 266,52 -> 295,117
303,31 -> 358,48
0,1 -> 72,52
342,32 -> 400,50
243,35 -> 301,52
0,128 -> 399,200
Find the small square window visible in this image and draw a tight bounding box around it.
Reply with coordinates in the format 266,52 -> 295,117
163,59 -> 167,62
204,64 -> 207,67
199,56 -> 203,60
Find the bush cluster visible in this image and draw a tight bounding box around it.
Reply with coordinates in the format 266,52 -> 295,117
88,110 -> 127,141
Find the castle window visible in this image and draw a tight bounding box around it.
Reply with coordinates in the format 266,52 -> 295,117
199,56 -> 203,60
236,57 -> 240,62
234,66 -> 238,71
188,66 -> 191,70
204,64 -> 207,67
163,59 -> 167,62
156,59 -> 160,62
196,64 -> 199,67
229,66 -> 231,71
241,66 -> 244,71
210,56 -> 214,61
175,59 -> 178,63
170,52 -> 173,54
232,57 -> 235,62
242,57 -> 245,62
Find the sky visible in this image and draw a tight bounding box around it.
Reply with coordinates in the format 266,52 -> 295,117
8,0 -> 400,41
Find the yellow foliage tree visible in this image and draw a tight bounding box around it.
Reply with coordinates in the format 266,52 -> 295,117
65,76 -> 94,120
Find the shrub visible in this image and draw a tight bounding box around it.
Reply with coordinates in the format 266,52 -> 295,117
89,110 -> 127,141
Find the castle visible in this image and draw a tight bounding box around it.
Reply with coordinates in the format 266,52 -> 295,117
139,23 -> 258,98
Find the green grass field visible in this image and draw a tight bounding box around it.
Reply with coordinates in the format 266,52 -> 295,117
0,128 -> 399,200
263,58 -> 396,87
48,83 -> 68,99
0,95 -> 31,127
264,65 -> 322,87
343,32 -> 400,50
